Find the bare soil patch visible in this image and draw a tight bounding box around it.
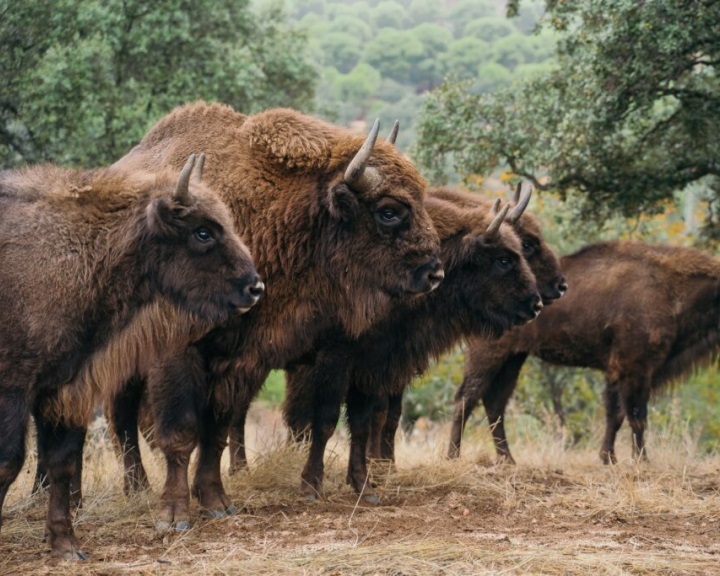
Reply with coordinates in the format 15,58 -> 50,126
2,406 -> 719,575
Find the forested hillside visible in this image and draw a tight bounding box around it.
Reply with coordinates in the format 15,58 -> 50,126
280,0 -> 555,149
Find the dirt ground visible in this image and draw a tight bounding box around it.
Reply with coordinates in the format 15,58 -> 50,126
2,405 -> 719,575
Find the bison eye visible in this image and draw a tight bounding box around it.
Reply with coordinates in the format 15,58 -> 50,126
521,241 -> 535,255
495,256 -> 513,271
373,198 -> 408,228
193,227 -> 214,243
377,207 -> 399,224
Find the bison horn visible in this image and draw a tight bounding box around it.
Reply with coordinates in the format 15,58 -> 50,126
344,118 -> 381,192
194,152 -> 206,182
491,198 -> 501,214
174,154 -> 196,205
513,181 -> 521,204
506,184 -> 532,224
385,120 -> 399,145
486,202 -> 510,238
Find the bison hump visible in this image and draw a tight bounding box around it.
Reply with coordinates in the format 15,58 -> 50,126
242,108 -> 335,173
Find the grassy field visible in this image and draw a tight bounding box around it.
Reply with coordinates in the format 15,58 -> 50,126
2,403 -> 719,575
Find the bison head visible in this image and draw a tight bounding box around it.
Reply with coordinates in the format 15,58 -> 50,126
142,154 -> 262,324
504,183 -> 567,304
428,196 -> 542,338
322,120 -> 443,333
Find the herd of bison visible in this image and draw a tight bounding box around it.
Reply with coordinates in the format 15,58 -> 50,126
0,101 -> 717,561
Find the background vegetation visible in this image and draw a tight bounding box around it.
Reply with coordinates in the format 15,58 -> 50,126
1,0 -> 718,454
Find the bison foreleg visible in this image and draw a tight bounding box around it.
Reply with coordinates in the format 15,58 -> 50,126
600,385 -> 624,464
108,376 -> 150,494
0,389 -> 29,537
366,393 -> 389,461
34,414 -> 87,560
379,391 -> 404,462
300,374 -> 347,499
623,386 -> 650,463
345,386 -> 379,504
227,394 -> 251,475
192,408 -> 236,518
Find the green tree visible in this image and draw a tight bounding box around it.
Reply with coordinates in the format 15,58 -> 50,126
332,63 -> 381,112
363,28 -> 424,84
416,0 -> 720,231
317,32 -> 363,73
371,1 -> 410,30
444,37 -> 491,80
448,0 -> 498,37
464,17 -> 517,43
409,23 -> 453,89
408,0 -> 443,25
0,0 -> 317,168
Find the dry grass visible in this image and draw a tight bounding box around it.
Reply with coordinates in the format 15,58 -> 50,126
2,405 -> 719,575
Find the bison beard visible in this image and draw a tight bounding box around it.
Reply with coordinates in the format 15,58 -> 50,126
449,241 -> 720,465
0,155 -> 260,560
279,185 -> 548,500
101,102 -> 442,530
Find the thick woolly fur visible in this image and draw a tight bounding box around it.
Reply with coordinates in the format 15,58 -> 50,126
112,101 -> 441,410
46,300 -> 209,428
453,241 -> 720,463
281,188 -> 547,494
0,163 -> 255,425
106,101 -> 441,526
0,161 -> 258,558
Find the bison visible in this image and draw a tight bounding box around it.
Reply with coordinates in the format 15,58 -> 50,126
103,103 -> 442,530
365,185 -> 568,465
280,185 -> 552,501
449,241 -> 719,465
0,155 -> 260,559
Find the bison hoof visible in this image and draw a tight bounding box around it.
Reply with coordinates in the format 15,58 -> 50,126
156,519 -> 191,534
201,505 -> 237,519
52,548 -> 88,561
362,493 -> 381,505
300,480 -> 323,501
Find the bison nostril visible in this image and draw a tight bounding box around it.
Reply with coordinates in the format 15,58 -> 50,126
429,269 -> 445,282
247,280 -> 265,299
533,299 -> 544,314
558,280 -> 568,294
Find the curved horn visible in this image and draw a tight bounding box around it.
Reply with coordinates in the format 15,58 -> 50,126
491,198 -> 501,214
506,185 -> 533,224
513,181 -> 521,203
193,152 -> 206,182
486,202 -> 510,238
174,154 -> 196,205
386,120 -> 399,145
344,118 -> 381,191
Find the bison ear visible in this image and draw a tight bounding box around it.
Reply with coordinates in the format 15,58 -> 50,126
146,196 -> 188,236
326,183 -> 360,222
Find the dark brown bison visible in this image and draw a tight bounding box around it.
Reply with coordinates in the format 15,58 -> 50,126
449,240 -> 719,465
362,185 -> 568,466
0,155 -> 259,559
104,103 -> 442,530
279,185 -> 545,501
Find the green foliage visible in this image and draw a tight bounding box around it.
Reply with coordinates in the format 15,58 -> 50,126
257,370 -> 286,407
403,350 -> 465,430
416,0 -> 720,231
0,0 -> 316,167
286,0 -> 551,146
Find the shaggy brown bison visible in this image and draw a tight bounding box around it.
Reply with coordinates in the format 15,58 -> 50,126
449,241 -> 720,465
365,185 -> 567,465
280,185 -> 548,500
0,155 -> 259,559
105,103 -> 442,530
